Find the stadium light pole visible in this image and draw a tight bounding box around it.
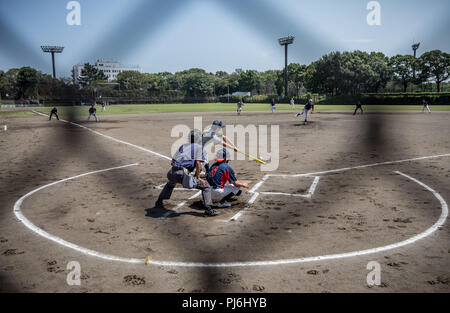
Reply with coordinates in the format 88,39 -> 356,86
40,46 -> 64,78
278,36 -> 294,98
412,43 -> 420,79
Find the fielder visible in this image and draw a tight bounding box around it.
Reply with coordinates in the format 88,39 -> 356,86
154,130 -> 219,217
421,99 -> 431,113
353,101 -> 363,115
49,107 -> 59,120
207,149 -> 248,208
87,104 -> 98,122
237,100 -> 244,115
290,97 -> 295,109
296,99 -> 313,124
271,98 -> 276,113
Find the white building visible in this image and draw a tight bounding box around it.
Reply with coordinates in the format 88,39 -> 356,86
232,91 -> 251,97
73,59 -> 141,83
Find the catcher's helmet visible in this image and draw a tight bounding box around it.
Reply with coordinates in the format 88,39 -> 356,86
215,148 -> 230,162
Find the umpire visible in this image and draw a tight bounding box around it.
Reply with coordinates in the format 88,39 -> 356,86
353,101 -> 363,115
49,107 -> 59,120
154,129 -> 219,217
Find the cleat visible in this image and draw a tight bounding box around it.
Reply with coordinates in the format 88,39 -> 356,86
217,202 -> 231,208
204,208 -> 221,216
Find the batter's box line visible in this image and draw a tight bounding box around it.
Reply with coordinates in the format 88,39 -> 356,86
219,175 -> 320,223
259,176 -> 320,199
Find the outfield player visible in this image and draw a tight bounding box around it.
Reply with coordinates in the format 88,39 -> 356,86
421,99 -> 431,113
49,107 -> 59,120
237,100 -> 244,115
154,130 -> 219,216
207,149 -> 248,208
271,98 -> 276,113
290,97 -> 295,109
353,101 -> 363,115
87,104 -> 98,122
296,99 -> 313,124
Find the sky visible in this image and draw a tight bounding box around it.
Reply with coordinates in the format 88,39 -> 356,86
0,0 -> 449,78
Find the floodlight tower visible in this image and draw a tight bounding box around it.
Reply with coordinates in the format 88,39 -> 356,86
278,36 -> 294,98
41,46 -> 64,78
412,43 -> 420,79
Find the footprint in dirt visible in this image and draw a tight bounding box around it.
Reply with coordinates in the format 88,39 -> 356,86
252,285 -> 265,292
123,275 -> 146,286
2,249 -> 24,256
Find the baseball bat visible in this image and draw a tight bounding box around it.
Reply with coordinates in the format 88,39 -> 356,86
223,143 -> 267,165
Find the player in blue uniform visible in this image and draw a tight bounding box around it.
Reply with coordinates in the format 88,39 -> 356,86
207,149 -> 248,208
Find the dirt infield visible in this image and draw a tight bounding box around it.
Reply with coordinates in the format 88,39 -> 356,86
1,110 -> 450,292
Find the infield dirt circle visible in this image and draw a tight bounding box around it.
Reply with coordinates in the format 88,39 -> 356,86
1,109 -> 450,292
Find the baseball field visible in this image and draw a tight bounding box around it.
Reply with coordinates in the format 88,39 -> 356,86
1,106 -> 449,292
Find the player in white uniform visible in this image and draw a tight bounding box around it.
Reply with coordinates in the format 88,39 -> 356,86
202,120 -> 238,172
290,98 -> 295,109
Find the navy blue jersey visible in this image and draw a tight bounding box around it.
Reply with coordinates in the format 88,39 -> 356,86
207,162 -> 237,189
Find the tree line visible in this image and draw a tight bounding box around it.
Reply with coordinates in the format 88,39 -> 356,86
1,49 -> 449,103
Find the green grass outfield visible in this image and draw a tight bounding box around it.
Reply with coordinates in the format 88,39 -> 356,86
1,103 -> 450,117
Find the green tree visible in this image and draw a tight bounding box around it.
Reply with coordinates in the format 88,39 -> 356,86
260,70 -> 278,95
78,63 -> 107,87
143,73 -> 167,93
419,50 -> 450,92
287,63 -> 307,96
117,71 -> 145,90
389,55 -> 415,92
238,70 -> 261,94
0,70 -> 8,98
183,71 -> 215,97
305,52 -> 342,95
16,66 -> 38,99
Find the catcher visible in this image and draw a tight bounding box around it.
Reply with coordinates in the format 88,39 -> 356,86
207,149 -> 249,208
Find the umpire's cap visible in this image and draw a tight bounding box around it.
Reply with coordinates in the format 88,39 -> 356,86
212,120 -> 225,128
216,148 -> 230,162
188,129 -> 203,144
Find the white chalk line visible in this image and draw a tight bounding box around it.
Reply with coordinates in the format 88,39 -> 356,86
229,154 -> 450,222
22,110 -> 450,267
13,168 -> 448,267
162,191 -> 202,217
227,176 -> 320,222
32,110 -> 171,161
259,176 -> 321,199
13,163 -> 144,264
268,154 -> 450,178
